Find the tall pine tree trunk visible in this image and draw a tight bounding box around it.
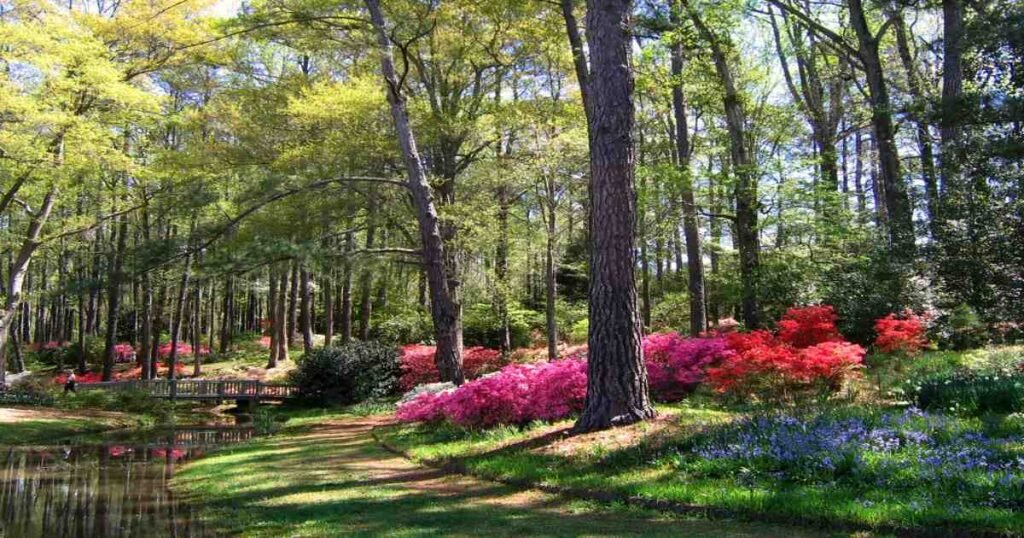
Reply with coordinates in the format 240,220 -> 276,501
574,0 -> 656,433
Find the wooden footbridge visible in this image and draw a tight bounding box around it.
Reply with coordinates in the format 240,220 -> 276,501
76,379 -> 298,403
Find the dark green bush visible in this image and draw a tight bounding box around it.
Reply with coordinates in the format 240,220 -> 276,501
931,304 -> 989,350
289,342 -> 400,404
906,369 -> 1024,416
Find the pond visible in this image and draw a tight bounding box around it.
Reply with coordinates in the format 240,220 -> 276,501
0,426 -> 257,537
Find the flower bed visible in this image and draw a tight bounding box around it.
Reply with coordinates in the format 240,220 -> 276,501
680,407 -> 1024,516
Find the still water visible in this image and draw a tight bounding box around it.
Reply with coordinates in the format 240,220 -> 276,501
0,427 -> 256,538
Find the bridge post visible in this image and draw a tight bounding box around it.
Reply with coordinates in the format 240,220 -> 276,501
170,379 -> 177,401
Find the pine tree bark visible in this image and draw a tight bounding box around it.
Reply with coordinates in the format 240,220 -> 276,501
573,0 -> 656,433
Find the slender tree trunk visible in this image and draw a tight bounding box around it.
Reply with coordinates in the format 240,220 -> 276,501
544,176 -> 559,360
219,276 -> 233,354
287,260 -> 298,346
365,0 -> 464,384
0,188 -> 58,378
267,267 -> 279,367
340,233 -> 354,345
359,207 -> 377,340
322,274 -> 334,347
495,186 -> 512,354
893,12 -> 939,237
574,0 -> 655,433
191,284 -> 202,377
300,265 -> 313,353
167,232 -> 194,381
101,214 -> 128,381
275,268 -> 289,363
670,22 -> 707,335
686,0 -> 760,328
849,0 -> 914,256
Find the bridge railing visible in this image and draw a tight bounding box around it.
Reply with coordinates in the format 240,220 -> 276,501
76,379 -> 298,400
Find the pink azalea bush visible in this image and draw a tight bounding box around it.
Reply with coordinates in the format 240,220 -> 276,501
643,333 -> 732,402
114,343 -> 136,363
397,358 -> 587,428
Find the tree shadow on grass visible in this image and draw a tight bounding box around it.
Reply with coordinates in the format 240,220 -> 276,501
177,420 -> 839,537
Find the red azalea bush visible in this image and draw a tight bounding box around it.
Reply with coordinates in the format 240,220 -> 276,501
643,332 -> 732,402
874,311 -> 928,355
396,358 -> 587,428
707,306 -> 865,398
398,344 -> 506,391
777,305 -> 842,348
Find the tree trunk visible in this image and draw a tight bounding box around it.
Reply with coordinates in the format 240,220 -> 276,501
167,234 -> 193,381
219,276 -> 233,354
685,0 -> 760,328
574,0 -> 656,433
300,265 -> 314,353
365,0 -> 464,384
495,186 -> 512,354
287,260 -> 299,346
544,176 -> 558,360
939,0 -> 964,196
275,267 -> 289,363
670,22 -> 707,335
893,12 -> 939,237
101,213 -> 128,381
340,233 -> 354,345
0,188 -> 58,377
267,267 -> 279,367
848,0 -> 915,257
359,209 -> 377,341
322,274 -> 334,347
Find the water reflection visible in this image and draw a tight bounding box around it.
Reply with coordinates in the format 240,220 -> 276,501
0,428 -> 256,537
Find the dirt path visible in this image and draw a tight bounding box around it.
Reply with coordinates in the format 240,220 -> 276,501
174,415 -> 844,537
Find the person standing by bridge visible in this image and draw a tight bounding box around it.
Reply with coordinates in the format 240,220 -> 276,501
63,371 -> 76,394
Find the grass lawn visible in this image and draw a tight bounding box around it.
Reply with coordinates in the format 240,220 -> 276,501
376,400 -> 1024,536
172,408 -> 844,537
0,406 -> 138,444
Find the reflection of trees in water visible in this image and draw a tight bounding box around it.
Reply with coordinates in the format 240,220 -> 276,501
0,443 -> 215,538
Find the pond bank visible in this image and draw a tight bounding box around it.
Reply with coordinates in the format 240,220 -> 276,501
171,411 -> 838,537
0,406 -> 139,444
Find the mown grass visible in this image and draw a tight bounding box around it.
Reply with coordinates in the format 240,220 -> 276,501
377,400 -> 1024,535
0,410 -> 135,444
173,406 -> 843,537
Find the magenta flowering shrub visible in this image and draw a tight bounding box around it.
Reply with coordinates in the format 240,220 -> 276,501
396,358 -> 588,428
644,333 -> 732,402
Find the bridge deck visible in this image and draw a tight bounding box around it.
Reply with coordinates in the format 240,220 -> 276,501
77,379 -> 298,401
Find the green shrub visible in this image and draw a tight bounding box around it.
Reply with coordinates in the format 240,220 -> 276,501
906,369 -> 1024,416
370,308 -> 432,344
932,304 -> 989,350
568,318 -> 588,344
462,303 -> 541,349
289,342 -> 400,404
